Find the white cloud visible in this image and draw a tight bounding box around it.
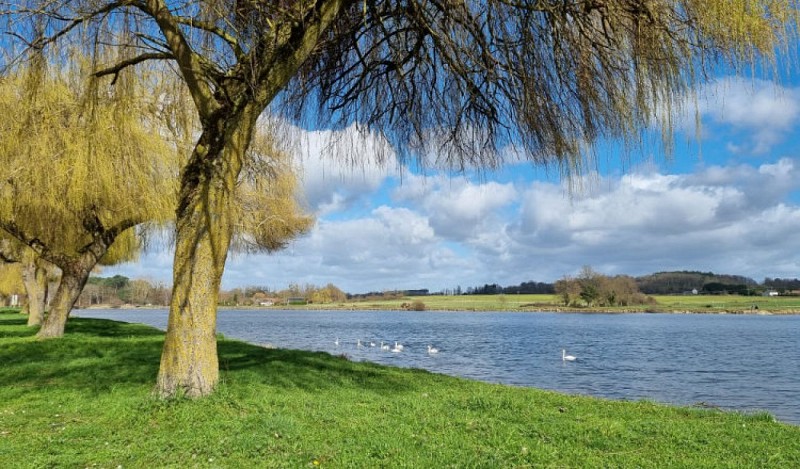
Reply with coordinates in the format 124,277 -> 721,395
690,77 -> 800,154
291,124 -> 398,214
101,108 -> 800,294
106,156 -> 800,292
220,205 -> 476,291
393,175 -> 518,240
507,159 -> 800,281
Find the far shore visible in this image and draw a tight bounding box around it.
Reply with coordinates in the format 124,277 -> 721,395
79,295 -> 800,315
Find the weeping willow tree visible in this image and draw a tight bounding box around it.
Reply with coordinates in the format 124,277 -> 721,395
4,0 -> 797,397
157,89 -> 313,386
0,56 -> 180,338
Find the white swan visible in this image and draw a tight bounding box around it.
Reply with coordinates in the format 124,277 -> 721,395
391,342 -> 403,353
334,338 -> 339,347
562,349 -> 576,361
369,341 -> 376,347
357,339 -> 363,348
427,345 -> 439,354
380,341 -> 390,351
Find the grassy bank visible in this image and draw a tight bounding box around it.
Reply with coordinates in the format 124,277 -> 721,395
292,293 -> 800,314
1,310 -> 798,468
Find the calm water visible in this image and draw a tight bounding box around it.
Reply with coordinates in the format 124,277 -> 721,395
74,309 -> 800,425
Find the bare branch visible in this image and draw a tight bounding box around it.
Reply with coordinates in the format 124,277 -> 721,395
172,15 -> 245,61
94,52 -> 173,84
143,0 -> 219,120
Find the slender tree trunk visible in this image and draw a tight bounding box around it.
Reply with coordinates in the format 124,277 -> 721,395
156,113 -> 254,398
22,257 -> 49,327
37,255 -> 94,339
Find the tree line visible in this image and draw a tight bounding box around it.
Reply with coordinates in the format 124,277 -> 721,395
4,267 -> 799,312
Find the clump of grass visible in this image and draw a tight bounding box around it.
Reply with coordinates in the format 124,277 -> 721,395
1,311 -> 798,467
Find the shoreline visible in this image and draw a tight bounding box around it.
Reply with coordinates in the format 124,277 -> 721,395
80,303 -> 800,315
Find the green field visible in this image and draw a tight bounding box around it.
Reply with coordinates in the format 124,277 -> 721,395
311,293 -> 800,313
1,309 -> 798,467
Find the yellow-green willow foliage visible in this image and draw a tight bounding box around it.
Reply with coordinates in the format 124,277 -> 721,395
161,86 -> 313,253
0,60 -> 180,337
0,67 -> 178,258
234,129 -> 313,253
0,263 -> 24,302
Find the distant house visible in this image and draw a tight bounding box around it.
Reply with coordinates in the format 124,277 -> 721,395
763,290 -> 779,297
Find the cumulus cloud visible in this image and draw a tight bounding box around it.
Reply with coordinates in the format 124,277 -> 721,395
690,77 -> 800,154
102,106 -> 800,294
221,205 -> 475,291
226,158 -> 800,291
507,159 -> 800,281
393,175 -> 518,240
290,124 -> 398,214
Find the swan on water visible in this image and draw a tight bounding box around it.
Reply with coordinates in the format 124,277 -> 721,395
562,349 -> 576,361
334,338 -> 339,347
380,341 -> 390,351
427,345 -> 439,354
391,342 -> 403,353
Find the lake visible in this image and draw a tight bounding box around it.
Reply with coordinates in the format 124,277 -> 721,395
73,308 -> 799,425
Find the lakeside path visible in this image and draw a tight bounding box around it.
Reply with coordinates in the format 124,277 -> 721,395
1,310 -> 798,467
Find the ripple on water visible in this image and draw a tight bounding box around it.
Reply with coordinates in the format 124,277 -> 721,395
73,309 -> 800,425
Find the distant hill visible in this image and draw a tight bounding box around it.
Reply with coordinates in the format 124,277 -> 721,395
635,271 -> 758,295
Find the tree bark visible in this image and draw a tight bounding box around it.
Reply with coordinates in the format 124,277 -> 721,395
36,255 -> 94,338
22,258 -> 49,327
156,113 -> 254,398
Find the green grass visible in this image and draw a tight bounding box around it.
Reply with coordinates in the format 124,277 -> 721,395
1,310 -> 798,468
318,293 -> 800,313
329,294 -> 561,311
651,295 -> 800,312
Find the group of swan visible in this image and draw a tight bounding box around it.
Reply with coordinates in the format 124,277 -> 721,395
337,338 -> 439,354
342,338 -> 571,360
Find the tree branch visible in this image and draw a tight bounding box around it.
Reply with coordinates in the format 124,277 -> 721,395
252,0 -> 358,107
18,1 -> 143,51
173,16 -> 245,61
144,0 -> 219,121
0,221 -> 71,267
94,52 -> 173,84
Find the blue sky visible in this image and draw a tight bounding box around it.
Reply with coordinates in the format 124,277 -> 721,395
106,74 -> 800,293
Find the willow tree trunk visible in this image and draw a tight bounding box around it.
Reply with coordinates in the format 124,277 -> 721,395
156,113 -> 254,398
37,255 -> 94,338
22,258 -> 48,327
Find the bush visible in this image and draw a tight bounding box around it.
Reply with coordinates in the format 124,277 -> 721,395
410,300 -> 426,311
